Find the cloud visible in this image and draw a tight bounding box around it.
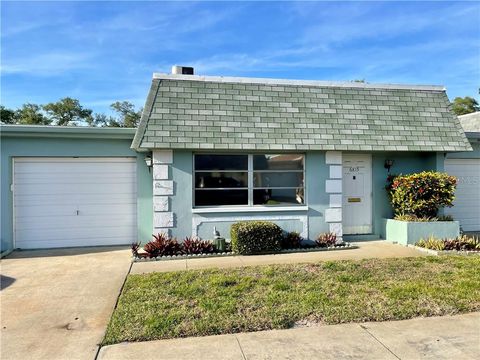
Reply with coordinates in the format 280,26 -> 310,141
1,51 -> 95,76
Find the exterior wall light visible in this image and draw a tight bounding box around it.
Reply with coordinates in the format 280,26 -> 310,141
384,159 -> 394,172
144,154 -> 153,172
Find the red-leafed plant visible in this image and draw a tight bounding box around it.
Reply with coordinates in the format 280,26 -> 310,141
143,233 -> 182,258
316,232 -> 337,247
182,236 -> 214,255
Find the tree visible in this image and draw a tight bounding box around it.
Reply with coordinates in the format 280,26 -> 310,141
43,97 -> 93,126
88,113 -> 119,127
110,101 -> 142,128
15,104 -> 51,125
451,96 -> 480,116
0,106 -> 17,124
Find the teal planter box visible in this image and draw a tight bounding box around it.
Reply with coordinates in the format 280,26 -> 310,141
383,219 -> 460,245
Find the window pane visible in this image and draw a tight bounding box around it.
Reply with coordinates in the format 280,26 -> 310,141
253,172 -> 303,188
195,155 -> 248,171
195,172 -> 247,188
195,190 -> 248,206
253,154 -> 304,170
253,189 -> 304,205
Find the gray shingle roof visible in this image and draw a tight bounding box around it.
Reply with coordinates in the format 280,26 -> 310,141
458,112 -> 480,133
131,74 -> 472,152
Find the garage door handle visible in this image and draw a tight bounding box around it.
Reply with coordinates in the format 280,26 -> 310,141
76,210 -> 79,216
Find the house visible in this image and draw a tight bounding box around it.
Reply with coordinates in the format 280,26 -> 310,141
0,66 -> 474,253
444,112 -> 480,232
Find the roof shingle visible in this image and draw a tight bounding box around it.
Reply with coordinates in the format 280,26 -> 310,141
131,74 -> 472,152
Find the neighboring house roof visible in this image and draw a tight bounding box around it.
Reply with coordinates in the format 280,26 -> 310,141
458,112 -> 480,134
0,125 -> 136,139
132,74 -> 472,152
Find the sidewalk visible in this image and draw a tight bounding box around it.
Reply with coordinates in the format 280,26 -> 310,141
131,241 -> 425,274
98,313 -> 480,360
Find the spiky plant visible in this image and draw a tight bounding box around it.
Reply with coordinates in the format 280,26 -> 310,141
316,232 -> 337,247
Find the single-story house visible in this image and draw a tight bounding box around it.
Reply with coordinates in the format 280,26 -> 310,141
1,67 -> 476,253
444,112 -> 480,232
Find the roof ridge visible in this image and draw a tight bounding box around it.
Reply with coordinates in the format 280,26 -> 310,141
152,73 -> 445,92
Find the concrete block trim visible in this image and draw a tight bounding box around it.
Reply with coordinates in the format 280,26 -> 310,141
325,151 -> 343,235
153,150 -> 173,164
153,180 -> 174,196
153,196 -> 169,212
329,222 -> 343,237
325,151 -> 342,165
152,151 -> 175,232
329,194 -> 342,208
153,164 -> 169,180
329,165 -> 343,179
154,212 -> 174,228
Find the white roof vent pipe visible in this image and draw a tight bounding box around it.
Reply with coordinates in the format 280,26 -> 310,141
171,65 -> 194,75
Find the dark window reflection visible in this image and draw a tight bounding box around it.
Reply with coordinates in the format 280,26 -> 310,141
253,189 -> 304,205
195,155 -> 248,170
195,172 -> 247,188
195,190 -> 248,206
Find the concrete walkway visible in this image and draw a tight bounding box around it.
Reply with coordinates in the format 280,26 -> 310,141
0,247 -> 131,360
132,241 -> 425,274
98,313 -> 480,360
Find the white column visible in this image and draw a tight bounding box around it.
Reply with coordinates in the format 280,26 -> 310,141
325,151 -> 343,239
152,150 -> 174,236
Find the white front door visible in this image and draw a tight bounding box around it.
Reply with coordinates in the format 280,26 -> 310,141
342,154 -> 372,234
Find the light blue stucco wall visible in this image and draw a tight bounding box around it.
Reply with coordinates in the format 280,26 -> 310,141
169,150 -> 442,241
0,135 -> 152,252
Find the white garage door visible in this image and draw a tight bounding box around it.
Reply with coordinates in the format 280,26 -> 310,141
14,157 -> 137,249
444,158 -> 480,232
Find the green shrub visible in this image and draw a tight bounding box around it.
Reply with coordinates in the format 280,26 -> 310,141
387,171 -> 457,218
416,235 -> 480,252
416,236 -> 445,250
231,221 -> 282,255
282,231 -> 303,249
394,214 -> 436,222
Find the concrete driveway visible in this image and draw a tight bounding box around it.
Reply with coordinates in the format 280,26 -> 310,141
0,247 -> 131,360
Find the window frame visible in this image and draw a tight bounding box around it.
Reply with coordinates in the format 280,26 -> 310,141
193,153 -> 306,209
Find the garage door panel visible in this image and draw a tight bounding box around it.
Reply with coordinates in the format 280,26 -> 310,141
14,182 -> 136,195
14,157 -> 138,249
444,158 -> 480,232
15,236 -> 136,249
14,193 -> 136,206
15,203 -> 136,217
16,226 -> 136,242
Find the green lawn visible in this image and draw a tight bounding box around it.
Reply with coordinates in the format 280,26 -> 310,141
103,256 -> 480,345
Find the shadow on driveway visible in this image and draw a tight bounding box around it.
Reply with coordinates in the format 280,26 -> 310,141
0,275 -> 16,290
3,245 -> 129,259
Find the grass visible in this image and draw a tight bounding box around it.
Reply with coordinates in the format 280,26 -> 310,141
103,256 -> 480,345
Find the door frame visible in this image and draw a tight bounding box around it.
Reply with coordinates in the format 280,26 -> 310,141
342,153 -> 373,235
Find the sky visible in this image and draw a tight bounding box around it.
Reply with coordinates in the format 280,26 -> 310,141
1,1 -> 479,116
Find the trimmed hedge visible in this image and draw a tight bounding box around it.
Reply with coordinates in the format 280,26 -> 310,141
231,221 -> 283,255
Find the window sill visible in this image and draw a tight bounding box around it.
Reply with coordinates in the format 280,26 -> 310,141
192,206 -> 309,214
